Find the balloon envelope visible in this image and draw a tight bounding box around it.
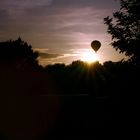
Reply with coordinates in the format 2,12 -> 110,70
91,40 -> 101,52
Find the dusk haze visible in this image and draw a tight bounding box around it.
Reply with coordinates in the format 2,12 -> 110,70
0,0 -> 126,66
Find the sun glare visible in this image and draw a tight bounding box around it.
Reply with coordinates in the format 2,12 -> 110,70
80,51 -> 99,63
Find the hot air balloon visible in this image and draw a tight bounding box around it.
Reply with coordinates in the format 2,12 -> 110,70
91,40 -> 101,53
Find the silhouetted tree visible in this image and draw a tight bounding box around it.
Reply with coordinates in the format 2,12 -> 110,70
0,37 -> 39,67
104,0 -> 140,65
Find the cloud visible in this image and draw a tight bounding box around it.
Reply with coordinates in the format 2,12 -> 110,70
0,0 -> 122,65
24,6 -> 110,49
52,0 -> 119,9
39,52 -> 63,59
33,48 -> 48,52
1,0 -> 52,7
34,48 -> 63,59
0,9 -> 9,18
70,48 -> 92,54
0,0 -> 53,19
37,49 -> 81,66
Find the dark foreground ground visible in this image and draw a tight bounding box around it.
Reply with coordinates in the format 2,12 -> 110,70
0,94 -> 138,140
0,61 -> 139,140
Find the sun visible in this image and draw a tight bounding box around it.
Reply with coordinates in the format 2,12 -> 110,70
80,51 -> 99,63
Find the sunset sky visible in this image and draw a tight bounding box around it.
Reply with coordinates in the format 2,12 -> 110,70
0,0 -> 126,66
